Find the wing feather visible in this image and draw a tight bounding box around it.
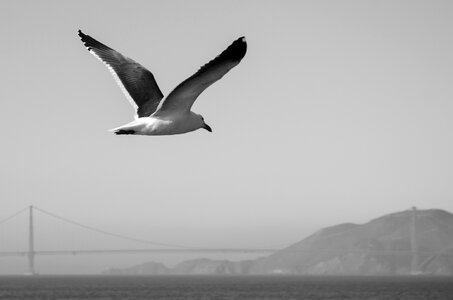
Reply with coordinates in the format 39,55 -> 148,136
154,37 -> 247,116
78,30 -> 164,118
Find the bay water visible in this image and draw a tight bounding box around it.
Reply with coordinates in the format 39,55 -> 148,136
0,275 -> 452,299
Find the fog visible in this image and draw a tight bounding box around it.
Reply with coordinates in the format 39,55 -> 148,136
2,0 -> 453,274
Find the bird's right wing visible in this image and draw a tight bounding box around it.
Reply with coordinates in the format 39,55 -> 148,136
78,30 -> 164,118
154,36 -> 247,116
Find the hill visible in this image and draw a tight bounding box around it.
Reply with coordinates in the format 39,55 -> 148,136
103,208 -> 453,275
250,209 -> 453,275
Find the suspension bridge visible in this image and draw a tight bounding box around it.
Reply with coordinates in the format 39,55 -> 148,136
0,206 -> 445,275
0,206 -> 278,275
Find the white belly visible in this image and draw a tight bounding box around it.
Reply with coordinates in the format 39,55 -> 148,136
111,115 -> 198,136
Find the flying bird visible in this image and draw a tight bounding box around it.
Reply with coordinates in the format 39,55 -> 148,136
78,30 -> 247,135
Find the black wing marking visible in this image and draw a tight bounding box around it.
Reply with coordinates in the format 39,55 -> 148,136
155,36 -> 247,115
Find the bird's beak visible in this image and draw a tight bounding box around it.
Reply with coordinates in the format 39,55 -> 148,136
203,123 -> 212,132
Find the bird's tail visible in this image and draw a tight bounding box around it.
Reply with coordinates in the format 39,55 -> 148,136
112,129 -> 136,135
109,120 -> 143,135
108,125 -> 136,135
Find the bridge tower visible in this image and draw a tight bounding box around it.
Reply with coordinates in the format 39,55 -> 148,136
410,206 -> 419,275
27,205 -> 35,275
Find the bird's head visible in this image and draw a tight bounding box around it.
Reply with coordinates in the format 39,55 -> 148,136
200,115 -> 212,132
188,113 -> 212,133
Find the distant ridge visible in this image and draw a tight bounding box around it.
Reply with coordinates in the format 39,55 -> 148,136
250,208 -> 453,275
103,208 -> 453,275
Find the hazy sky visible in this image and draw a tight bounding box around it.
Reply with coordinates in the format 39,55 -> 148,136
1,0 -> 453,273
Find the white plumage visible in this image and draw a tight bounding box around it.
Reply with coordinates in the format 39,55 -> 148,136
78,30 -> 247,136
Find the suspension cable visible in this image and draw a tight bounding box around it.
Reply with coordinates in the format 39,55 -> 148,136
0,206 -> 29,226
33,206 -> 195,249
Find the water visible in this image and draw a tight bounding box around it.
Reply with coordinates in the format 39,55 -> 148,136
0,275 -> 452,300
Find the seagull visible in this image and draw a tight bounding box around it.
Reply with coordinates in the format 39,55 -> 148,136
78,30 -> 247,135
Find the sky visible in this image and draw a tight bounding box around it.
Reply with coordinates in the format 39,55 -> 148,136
1,0 -> 453,274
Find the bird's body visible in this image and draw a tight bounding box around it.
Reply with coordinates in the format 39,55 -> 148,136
78,30 -> 247,136
111,112 -> 205,136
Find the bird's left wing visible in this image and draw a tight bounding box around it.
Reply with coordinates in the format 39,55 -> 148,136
154,36 -> 247,116
78,30 -> 164,118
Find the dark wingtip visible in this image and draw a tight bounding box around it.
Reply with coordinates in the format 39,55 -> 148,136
230,36 -> 247,61
215,36 -> 247,64
77,29 -> 87,44
77,30 -> 114,54
77,30 -> 91,51
114,129 -> 136,135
